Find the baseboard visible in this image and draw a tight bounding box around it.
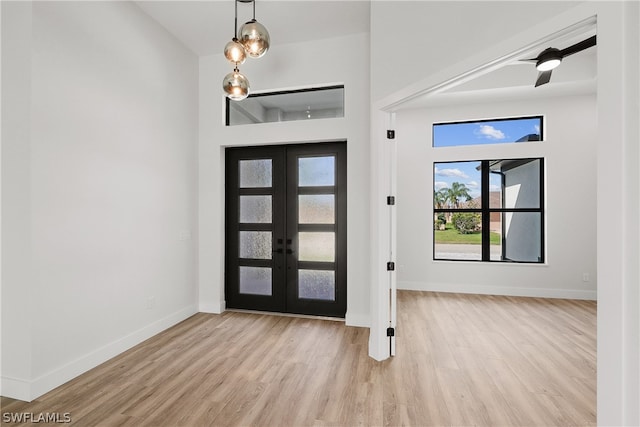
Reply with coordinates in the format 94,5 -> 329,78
398,281 -> 597,300
345,312 -> 370,328
8,304 -> 198,402
0,376 -> 32,402
199,300 -> 225,314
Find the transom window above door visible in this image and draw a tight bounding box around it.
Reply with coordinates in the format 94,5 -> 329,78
225,85 -> 344,126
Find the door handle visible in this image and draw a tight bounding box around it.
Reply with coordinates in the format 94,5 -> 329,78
286,249 -> 294,254
273,248 -> 283,254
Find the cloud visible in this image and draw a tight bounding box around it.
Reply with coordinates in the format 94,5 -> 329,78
434,181 -> 448,190
534,124 -> 541,134
466,181 -> 479,189
436,168 -> 469,179
475,125 -> 505,140
490,184 -> 501,192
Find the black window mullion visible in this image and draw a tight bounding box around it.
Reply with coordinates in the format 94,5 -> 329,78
481,160 -> 491,261
539,159 -> 545,263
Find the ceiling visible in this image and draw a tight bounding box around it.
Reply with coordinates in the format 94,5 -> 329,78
399,24 -> 597,110
135,1 -> 371,56
135,1 -> 596,108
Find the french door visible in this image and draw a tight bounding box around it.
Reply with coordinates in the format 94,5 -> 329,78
225,142 -> 347,318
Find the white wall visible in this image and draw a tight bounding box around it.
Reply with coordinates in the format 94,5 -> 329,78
199,33 -> 371,326
1,1 -> 34,397
396,95 -> 597,299
1,1 -> 199,401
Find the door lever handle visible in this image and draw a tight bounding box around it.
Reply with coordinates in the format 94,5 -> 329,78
273,248 -> 283,254
286,249 -> 294,254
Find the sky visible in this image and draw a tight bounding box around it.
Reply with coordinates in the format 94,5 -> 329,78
434,161 -> 495,200
433,117 -> 541,199
433,117 -> 541,148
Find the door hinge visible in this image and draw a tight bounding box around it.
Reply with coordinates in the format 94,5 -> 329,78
387,196 -> 395,205
387,130 -> 395,139
387,327 -> 395,337
387,262 -> 395,271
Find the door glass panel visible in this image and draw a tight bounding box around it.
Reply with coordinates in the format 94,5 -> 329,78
299,195 -> 335,224
240,159 -> 272,188
240,195 -> 272,223
239,231 -> 272,259
299,270 -> 335,301
299,232 -> 335,262
298,156 -> 335,187
239,266 -> 272,295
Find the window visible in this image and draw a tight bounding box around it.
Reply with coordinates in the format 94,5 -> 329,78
433,116 -> 543,147
433,158 -> 544,263
226,85 -> 344,126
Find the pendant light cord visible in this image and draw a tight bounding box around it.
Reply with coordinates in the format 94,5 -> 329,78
234,0 -> 238,38
252,0 -> 256,20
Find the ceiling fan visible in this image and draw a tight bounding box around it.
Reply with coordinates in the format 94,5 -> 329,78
523,35 -> 597,87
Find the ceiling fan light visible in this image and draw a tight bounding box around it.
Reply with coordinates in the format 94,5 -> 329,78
224,38 -> 247,65
537,58 -> 561,71
223,68 -> 250,101
536,48 -> 562,71
239,19 -> 270,58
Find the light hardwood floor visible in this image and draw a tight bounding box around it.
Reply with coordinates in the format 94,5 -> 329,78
1,291 -> 596,426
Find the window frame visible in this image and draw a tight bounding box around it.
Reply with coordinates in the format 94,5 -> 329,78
433,158 -> 545,263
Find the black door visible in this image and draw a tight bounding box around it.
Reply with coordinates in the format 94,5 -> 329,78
225,142 -> 347,318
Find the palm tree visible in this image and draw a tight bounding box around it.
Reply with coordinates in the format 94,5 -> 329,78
434,188 -> 448,210
446,182 -> 472,208
433,188 -> 448,227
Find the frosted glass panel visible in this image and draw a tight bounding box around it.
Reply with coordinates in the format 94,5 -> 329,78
240,195 -> 272,223
240,159 -> 272,188
239,231 -> 272,259
299,232 -> 335,262
298,157 -> 335,187
239,267 -> 272,295
299,195 -> 335,224
299,270 -> 335,301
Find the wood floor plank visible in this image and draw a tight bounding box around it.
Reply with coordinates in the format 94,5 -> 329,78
1,291 -> 596,426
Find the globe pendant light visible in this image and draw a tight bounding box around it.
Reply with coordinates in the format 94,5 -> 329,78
222,0 -> 269,101
239,1 -> 270,58
224,1 -> 246,65
223,67 -> 250,101
224,38 -> 246,65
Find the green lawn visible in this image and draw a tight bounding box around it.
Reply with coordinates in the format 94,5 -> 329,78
435,224 -> 501,245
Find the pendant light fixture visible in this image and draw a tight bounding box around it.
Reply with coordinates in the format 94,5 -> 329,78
223,67 -> 250,101
222,0 -> 270,101
239,0 -> 270,58
223,0 -> 246,65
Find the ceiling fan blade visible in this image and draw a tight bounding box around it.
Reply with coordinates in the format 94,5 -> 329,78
535,70 -> 552,87
560,35 -> 596,58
